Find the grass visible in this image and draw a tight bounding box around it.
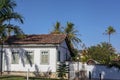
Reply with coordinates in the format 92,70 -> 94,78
0,76 -> 68,80
0,76 -> 24,80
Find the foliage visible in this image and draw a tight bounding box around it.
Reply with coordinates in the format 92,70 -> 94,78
64,22 -> 81,47
0,0 -> 24,76
80,43 -> 89,63
50,21 -> 81,47
71,48 -> 79,61
108,55 -> 120,69
87,42 -> 116,64
0,0 -> 24,23
104,26 -> 116,43
108,61 -> 120,69
50,21 -> 63,34
80,53 -> 89,63
105,26 -> 116,35
57,62 -> 69,79
0,0 -> 24,42
51,22 -> 81,59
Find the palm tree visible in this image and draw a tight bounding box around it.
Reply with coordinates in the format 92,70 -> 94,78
51,22 -> 81,48
104,26 -> 116,43
50,21 -> 62,34
50,22 -> 81,59
0,0 -> 24,75
64,22 -> 81,47
0,0 -> 24,38
0,0 -> 16,18
0,12 -> 24,24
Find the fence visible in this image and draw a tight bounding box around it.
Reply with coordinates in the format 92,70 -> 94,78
69,62 -> 120,80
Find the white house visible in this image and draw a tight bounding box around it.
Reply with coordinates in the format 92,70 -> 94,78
0,34 -> 72,77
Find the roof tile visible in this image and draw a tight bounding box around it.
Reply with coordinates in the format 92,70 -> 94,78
6,34 -> 67,44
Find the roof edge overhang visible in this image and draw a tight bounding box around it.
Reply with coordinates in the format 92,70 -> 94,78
2,43 -> 59,48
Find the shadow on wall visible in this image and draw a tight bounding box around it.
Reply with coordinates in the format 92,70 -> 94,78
4,45 -> 33,71
88,64 -> 120,80
33,64 -> 41,77
69,62 -> 120,80
33,64 -> 52,77
4,50 -> 10,73
4,45 -> 53,77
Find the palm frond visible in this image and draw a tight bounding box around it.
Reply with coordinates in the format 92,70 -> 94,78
0,0 -> 16,17
0,12 -> 24,24
50,21 -> 62,34
0,24 -> 8,41
65,22 -> 81,48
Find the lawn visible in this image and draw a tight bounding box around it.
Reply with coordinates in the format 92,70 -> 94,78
0,76 -> 24,80
0,76 -> 67,80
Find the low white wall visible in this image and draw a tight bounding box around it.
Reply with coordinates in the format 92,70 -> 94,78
69,62 -> 120,80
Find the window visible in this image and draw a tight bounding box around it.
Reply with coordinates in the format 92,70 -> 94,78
57,50 -> 60,61
40,50 -> 49,64
11,51 -> 19,64
25,51 -> 34,64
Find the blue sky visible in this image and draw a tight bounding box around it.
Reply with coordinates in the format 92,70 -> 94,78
15,0 -> 120,52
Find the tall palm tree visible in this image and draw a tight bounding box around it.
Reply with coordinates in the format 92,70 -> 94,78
0,12 -> 24,24
0,11 -> 24,37
50,21 -> 62,34
104,26 -> 116,43
51,22 -> 81,47
0,0 -> 24,75
51,22 -> 81,59
0,0 -> 24,38
64,22 -> 81,47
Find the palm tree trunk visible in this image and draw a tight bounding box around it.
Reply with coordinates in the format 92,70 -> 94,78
108,34 -> 110,44
0,40 -> 3,75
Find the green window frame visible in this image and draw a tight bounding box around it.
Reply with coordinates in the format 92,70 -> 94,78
25,50 -> 34,64
40,50 -> 49,64
11,51 -> 19,64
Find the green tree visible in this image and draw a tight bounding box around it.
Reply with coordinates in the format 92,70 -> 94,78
109,59 -> 120,69
0,0 -> 23,23
50,21 -> 62,34
0,0 -> 24,75
51,22 -> 81,47
104,26 -> 116,43
0,0 -> 16,17
0,0 -> 24,39
51,22 -> 81,59
80,43 -> 89,63
108,55 -> 120,69
64,22 -> 81,47
87,42 -> 116,64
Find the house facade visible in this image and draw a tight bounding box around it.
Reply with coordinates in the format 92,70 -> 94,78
0,34 -> 71,77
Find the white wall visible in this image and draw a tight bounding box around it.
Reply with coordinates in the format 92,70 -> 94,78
2,40 -> 71,74
58,40 -> 71,62
69,62 -> 120,80
86,65 -> 120,80
3,46 -> 57,72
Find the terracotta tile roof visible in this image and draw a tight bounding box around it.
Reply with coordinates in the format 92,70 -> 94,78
5,34 -> 67,44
